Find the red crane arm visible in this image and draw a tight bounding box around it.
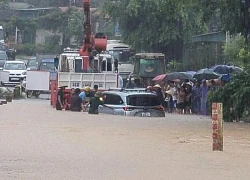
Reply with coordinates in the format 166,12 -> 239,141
80,0 -> 92,55
79,0 -> 108,71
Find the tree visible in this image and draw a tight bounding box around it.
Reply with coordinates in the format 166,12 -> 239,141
223,35 -> 245,66
39,7 -> 84,47
0,0 -> 10,10
200,0 -> 250,42
102,0 -> 207,61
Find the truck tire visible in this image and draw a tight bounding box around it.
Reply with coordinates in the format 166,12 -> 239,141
26,91 -> 33,98
35,91 -> 40,98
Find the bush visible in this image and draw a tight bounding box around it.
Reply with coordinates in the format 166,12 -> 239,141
208,70 -> 250,122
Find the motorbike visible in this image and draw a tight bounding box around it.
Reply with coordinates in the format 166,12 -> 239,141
21,78 -> 41,98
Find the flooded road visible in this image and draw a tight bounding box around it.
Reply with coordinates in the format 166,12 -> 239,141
0,99 -> 250,180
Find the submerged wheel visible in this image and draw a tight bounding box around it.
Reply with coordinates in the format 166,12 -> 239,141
26,91 -> 33,98
35,91 -> 40,98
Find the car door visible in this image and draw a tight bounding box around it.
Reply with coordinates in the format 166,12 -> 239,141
99,94 -> 113,114
100,93 -> 124,115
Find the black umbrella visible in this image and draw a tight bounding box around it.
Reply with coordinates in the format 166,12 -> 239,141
193,69 -> 220,80
211,65 -> 243,74
180,72 -> 194,79
228,66 -> 243,73
165,72 -> 192,81
211,65 -> 230,74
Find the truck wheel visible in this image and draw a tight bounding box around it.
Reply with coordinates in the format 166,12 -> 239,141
26,91 -> 33,98
35,91 -> 40,98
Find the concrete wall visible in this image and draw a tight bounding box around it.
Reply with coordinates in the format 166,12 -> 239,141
36,29 -> 63,45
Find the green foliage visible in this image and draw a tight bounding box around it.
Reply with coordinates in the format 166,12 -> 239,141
223,35 -> 245,65
14,43 -> 61,56
103,0 -> 207,58
4,17 -> 38,34
167,60 -> 181,72
0,0 -> 9,10
223,35 -> 250,68
45,35 -> 61,46
39,7 -> 84,46
208,70 -> 250,122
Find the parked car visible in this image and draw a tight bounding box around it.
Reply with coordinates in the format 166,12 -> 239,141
0,43 -> 16,60
1,61 -> 27,85
39,59 -> 55,72
27,57 -> 38,70
0,51 -> 8,69
98,90 -> 165,117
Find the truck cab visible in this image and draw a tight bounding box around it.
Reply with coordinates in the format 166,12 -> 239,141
133,53 -> 166,86
58,48 -> 116,73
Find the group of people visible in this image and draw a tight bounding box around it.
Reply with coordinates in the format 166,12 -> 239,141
149,79 -> 224,115
56,85 -> 108,114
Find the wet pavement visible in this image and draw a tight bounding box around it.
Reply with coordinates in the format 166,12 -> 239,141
0,99 -> 250,180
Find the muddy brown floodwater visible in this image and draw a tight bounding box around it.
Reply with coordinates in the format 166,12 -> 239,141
0,99 -> 250,180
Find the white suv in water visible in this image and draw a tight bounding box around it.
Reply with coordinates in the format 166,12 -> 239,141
2,61 -> 27,85
99,89 -> 165,117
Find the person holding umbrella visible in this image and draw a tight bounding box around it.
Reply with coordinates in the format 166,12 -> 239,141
192,81 -> 202,114
176,86 -> 186,114
165,81 -> 177,113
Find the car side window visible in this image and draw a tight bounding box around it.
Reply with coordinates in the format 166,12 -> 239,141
103,94 -> 123,105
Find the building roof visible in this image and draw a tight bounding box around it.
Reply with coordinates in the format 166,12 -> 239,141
192,31 -> 226,43
17,7 -> 55,11
59,7 -> 97,12
9,2 -> 31,10
135,53 -> 165,57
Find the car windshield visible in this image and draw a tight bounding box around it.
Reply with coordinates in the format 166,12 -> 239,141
127,95 -> 160,106
0,52 -> 7,60
4,63 -> 26,70
28,60 -> 37,67
40,62 -> 55,71
109,50 -> 130,62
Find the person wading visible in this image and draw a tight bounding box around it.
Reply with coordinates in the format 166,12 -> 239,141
153,84 -> 164,105
64,88 -> 74,110
71,88 -> 84,112
87,91 -> 112,114
56,85 -> 67,110
90,84 -> 98,97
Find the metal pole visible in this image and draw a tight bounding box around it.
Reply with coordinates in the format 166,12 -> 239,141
212,103 -> 223,151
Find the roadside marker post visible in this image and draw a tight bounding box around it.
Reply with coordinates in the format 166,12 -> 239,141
212,103 -> 223,151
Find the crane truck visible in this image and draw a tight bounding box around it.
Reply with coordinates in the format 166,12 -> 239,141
56,0 -> 118,90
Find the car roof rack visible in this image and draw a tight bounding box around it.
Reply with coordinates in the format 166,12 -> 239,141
107,88 -> 147,93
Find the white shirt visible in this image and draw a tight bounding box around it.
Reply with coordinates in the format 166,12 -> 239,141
170,87 -> 177,101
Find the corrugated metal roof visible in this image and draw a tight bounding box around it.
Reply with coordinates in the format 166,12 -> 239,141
59,7 -> 97,12
9,2 -> 31,10
17,7 -> 55,11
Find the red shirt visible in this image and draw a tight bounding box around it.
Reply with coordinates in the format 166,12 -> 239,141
64,94 -> 71,104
